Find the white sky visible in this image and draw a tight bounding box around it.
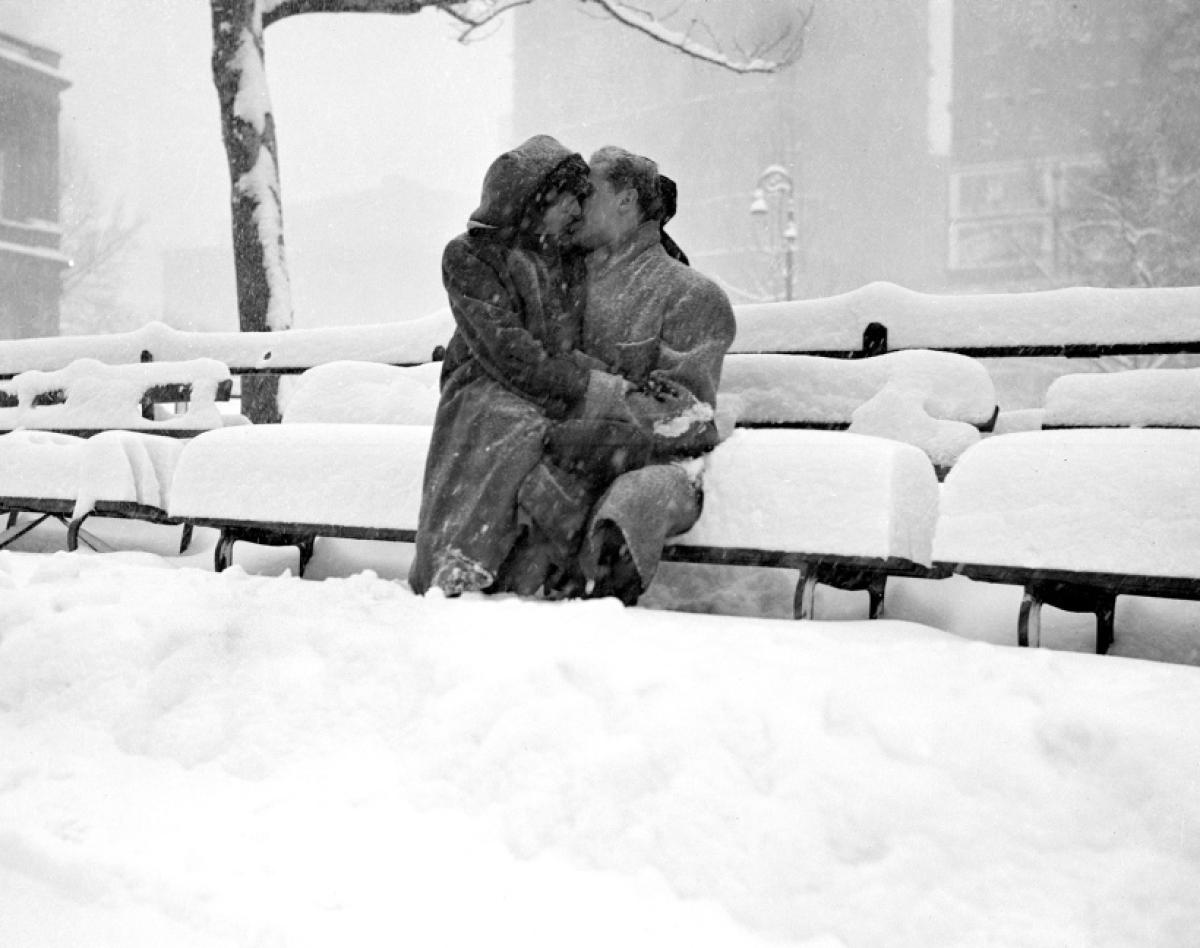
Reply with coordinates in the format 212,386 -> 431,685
0,0 -> 513,248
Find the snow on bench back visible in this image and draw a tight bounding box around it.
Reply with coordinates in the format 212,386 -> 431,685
934,429 -> 1200,578
168,424 -> 432,531
670,429 -> 940,565
0,358 -> 231,431
731,281 -> 1200,353
720,350 -> 995,468
0,313 -> 454,376
1043,367 -> 1200,428
280,361 -> 441,425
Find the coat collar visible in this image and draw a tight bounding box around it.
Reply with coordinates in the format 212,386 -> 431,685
587,220 -> 662,277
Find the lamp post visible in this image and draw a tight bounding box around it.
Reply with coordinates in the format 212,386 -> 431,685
750,164 -> 798,301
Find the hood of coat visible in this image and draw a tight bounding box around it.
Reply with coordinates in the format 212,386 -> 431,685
467,135 -> 586,235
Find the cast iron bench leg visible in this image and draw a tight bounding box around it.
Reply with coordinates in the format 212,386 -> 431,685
66,514 -> 89,552
793,566 -> 818,620
6,511 -> 17,530
867,575 -> 887,619
1018,586 -> 1042,648
179,523 -> 194,555
214,532 -> 236,572
1096,595 -> 1116,655
297,536 -> 315,577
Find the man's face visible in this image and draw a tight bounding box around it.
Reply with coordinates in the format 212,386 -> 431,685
573,171 -> 627,250
537,190 -> 584,239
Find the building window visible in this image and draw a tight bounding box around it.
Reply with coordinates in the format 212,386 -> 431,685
949,218 -> 1052,271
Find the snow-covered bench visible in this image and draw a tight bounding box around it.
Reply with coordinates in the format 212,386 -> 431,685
168,410 -> 944,620
664,429 -> 945,618
0,357 -> 238,436
719,351 -> 997,474
1042,366 -> 1200,429
0,430 -> 193,553
0,359 -> 248,551
167,424 -> 432,573
933,428 -> 1200,653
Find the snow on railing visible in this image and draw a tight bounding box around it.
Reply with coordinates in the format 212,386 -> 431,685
732,282 -> 1200,355
0,312 -> 455,378
0,358 -> 233,431
5,282 -> 1200,381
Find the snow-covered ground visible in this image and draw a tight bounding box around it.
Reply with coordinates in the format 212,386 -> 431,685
2,519 -> 1199,947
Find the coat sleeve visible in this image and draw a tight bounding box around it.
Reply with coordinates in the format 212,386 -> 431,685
442,238 -> 590,420
649,277 -> 737,408
617,276 -> 736,457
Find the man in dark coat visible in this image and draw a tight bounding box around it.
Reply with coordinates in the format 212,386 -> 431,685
409,135 -> 602,596
544,146 -> 738,603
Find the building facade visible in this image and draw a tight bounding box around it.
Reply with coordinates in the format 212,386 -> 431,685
949,0 -> 1185,290
0,30 -> 69,338
510,1 -> 947,302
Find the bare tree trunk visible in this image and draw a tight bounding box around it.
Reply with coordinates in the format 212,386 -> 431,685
212,0 -> 289,421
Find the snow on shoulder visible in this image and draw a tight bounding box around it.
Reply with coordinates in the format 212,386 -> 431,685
935,428 -> 1200,577
673,429 -> 940,565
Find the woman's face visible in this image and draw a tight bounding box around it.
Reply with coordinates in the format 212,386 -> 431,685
537,190 -> 585,238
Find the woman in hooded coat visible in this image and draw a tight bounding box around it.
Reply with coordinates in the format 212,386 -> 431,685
408,135 -> 601,596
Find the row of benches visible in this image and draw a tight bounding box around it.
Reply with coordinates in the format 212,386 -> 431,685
1,353 -> 1198,654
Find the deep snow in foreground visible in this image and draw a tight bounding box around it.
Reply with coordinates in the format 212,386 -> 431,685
2,538 -> 1200,947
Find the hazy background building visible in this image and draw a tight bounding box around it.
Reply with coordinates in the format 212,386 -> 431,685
0,29 -> 69,338
948,0 -> 1199,291
2,1 -> 1198,339
511,1 -> 948,303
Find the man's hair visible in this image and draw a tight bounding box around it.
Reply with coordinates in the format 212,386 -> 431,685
590,146 -> 668,223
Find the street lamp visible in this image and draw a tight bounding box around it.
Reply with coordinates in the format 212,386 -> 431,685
749,164 -> 798,301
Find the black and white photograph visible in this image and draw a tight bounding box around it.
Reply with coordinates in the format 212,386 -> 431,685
1,1 -> 1198,944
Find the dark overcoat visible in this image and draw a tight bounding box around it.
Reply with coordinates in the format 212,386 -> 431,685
408,137 -> 595,594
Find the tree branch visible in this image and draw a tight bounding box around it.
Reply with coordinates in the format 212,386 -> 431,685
263,0 -> 433,29
579,0 -> 812,73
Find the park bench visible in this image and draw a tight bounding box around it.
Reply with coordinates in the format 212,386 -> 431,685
933,423 -> 1200,654
0,358 -> 241,552
167,424 -> 943,619
162,359 -> 946,619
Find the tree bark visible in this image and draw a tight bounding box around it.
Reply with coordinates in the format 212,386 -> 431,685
212,0 -> 291,420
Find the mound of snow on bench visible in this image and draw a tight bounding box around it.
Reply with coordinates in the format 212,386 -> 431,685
732,280 -> 1200,352
0,431 -> 84,501
934,429 -> 1200,577
671,429 -> 939,565
1044,367 -> 1200,428
0,429 -> 186,521
281,361 -> 441,425
168,424 -> 432,530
